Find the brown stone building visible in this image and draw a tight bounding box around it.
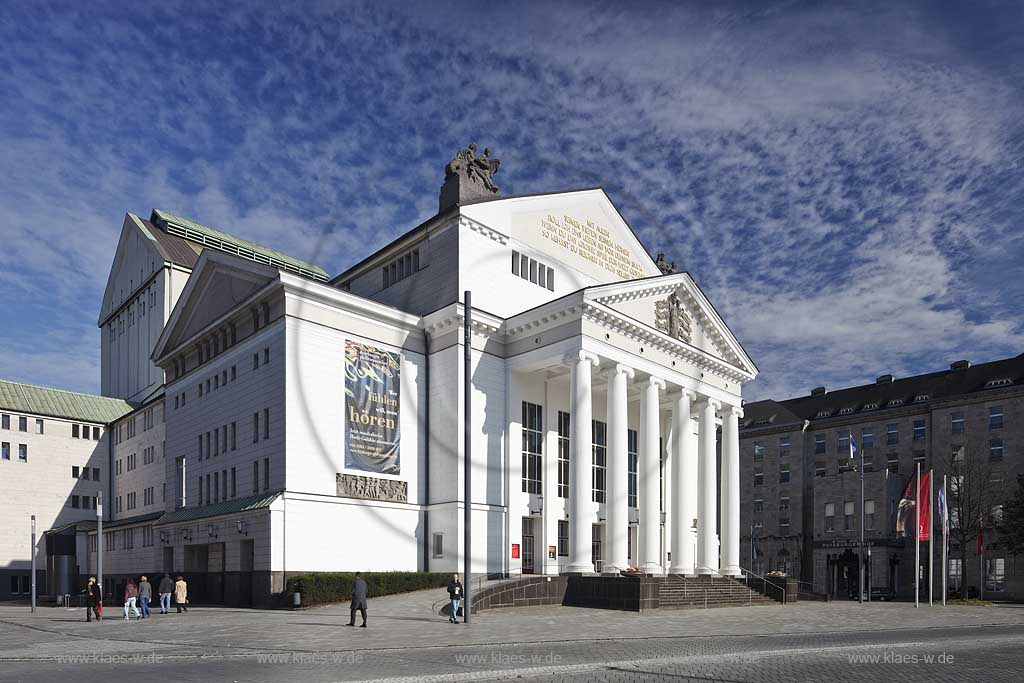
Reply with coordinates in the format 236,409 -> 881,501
740,354 -> 1024,601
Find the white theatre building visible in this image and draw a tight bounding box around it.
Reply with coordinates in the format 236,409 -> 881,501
6,148 -> 757,606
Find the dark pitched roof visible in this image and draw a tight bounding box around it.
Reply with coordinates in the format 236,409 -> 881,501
741,399 -> 804,430
0,380 -> 135,424
154,493 -> 280,526
138,218 -> 200,269
748,353 -> 1024,427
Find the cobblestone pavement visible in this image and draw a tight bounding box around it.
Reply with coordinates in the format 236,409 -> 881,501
1,592 -> 1022,682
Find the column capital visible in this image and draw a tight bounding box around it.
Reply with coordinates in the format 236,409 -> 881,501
668,387 -> 697,403
563,349 -> 600,367
647,375 -> 666,390
604,363 -> 635,380
719,403 -> 744,419
694,397 -> 721,412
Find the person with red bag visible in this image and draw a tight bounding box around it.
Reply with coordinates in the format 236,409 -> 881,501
85,577 -> 101,622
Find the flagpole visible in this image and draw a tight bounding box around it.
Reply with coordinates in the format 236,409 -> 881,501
942,474 -> 947,607
928,468 -> 933,606
915,462 -> 920,609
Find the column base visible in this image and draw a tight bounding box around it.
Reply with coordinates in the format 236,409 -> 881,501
695,566 -> 719,576
667,565 -> 695,576
565,562 -> 596,574
720,565 -> 742,577
638,562 -> 664,576
601,564 -> 626,576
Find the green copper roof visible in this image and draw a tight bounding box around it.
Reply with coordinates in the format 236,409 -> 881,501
155,493 -> 280,526
151,209 -> 329,282
0,380 -> 135,424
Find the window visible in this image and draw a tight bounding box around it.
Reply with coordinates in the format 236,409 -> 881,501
987,557 -> 1005,591
887,456 -> 899,474
1,414 -> 7,429
753,442 -> 764,460
199,383 -> 203,397
844,501 -> 854,531
779,463 -> 790,484
231,422 -> 237,451
18,416 -> 27,432
18,444 -> 27,462
142,525 -> 153,547
952,444 -> 965,461
951,412 -> 965,434
779,497 -> 790,512
990,439 -> 1004,461
753,498 -> 764,512
263,408 -> 270,440
779,434 -> 791,457
949,558 -> 962,592
253,461 -> 259,494
521,402 -> 543,494
214,471 -> 220,503
990,406 -> 1003,430
913,451 -> 926,465
253,353 -> 259,370
861,429 -> 873,448
627,429 -> 638,508
231,365 -> 236,381
72,466 -> 80,478
591,420 -> 607,503
753,470 -> 764,486
382,248 -> 421,288
511,250 -> 555,291
231,467 -> 236,498
253,412 -> 259,443
71,495 -> 80,509
913,419 -> 926,441
263,457 -> 270,491
432,533 -> 444,558
825,503 -> 835,532
837,431 -> 849,453
264,347 -> 270,365
886,424 -> 898,445
1,442 -> 7,461
105,532 -> 115,552
205,432 -> 211,459
206,474 -> 211,504
34,418 -> 43,434
92,426 -> 100,440
814,433 -> 825,454
557,520 -> 569,556
779,518 -> 790,532
865,500 -> 875,530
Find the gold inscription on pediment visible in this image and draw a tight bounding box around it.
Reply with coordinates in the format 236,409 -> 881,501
540,214 -> 646,280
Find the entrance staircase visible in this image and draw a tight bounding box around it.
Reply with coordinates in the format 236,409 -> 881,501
658,575 -> 777,609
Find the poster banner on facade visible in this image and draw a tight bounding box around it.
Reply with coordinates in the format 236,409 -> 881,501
344,341 -> 400,475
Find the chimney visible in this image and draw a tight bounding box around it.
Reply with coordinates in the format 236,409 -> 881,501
876,374 -> 894,384
950,360 -> 971,371
811,386 -> 826,396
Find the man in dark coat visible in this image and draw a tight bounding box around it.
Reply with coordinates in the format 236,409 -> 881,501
346,572 -> 368,627
446,573 -> 464,624
158,574 -> 174,614
84,577 -> 101,622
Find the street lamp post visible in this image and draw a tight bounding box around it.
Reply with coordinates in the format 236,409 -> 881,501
30,515 -> 36,613
858,441 -> 865,604
97,491 -> 103,602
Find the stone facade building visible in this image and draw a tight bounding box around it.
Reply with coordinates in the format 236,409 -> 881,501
741,355 -> 1024,601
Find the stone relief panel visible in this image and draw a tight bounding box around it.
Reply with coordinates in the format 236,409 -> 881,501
336,473 -> 408,503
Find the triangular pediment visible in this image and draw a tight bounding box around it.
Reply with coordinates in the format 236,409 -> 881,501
99,214 -> 167,325
152,250 -> 279,362
587,273 -> 758,379
460,188 -> 662,284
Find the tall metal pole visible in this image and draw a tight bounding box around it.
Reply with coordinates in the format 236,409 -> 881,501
942,474 -> 947,606
30,515 -> 36,613
463,291 -> 472,624
858,443 -> 864,604
928,468 -> 934,606
97,491 -> 104,603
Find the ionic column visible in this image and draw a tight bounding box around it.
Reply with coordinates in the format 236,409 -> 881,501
696,397 -> 721,575
639,375 -> 666,574
668,389 -> 696,575
720,404 -> 743,576
566,350 -> 600,574
603,364 -> 633,574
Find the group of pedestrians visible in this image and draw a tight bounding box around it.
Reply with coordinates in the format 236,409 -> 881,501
83,574 -> 189,622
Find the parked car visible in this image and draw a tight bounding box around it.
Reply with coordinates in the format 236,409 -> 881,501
869,586 -> 895,601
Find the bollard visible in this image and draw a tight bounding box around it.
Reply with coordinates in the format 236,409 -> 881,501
292,591 -> 301,609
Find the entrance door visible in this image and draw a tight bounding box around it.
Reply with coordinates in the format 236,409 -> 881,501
592,523 -> 603,573
521,518 -> 535,574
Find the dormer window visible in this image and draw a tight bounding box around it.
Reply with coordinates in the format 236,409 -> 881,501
914,394 -> 929,402
512,250 -> 555,291
985,378 -> 1013,388
888,399 -> 903,407
382,247 -> 421,289
863,402 -> 879,411
839,407 -> 855,415
815,410 -> 831,418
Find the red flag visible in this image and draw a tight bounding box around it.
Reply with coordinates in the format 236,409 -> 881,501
917,472 -> 931,541
977,528 -> 984,556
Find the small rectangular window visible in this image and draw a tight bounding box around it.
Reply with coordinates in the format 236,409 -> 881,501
263,457 -> 270,491
558,519 -> 569,556
18,444 -> 27,462
253,412 -> 260,443
253,461 -> 259,494
432,533 -> 444,558
1,414 -> 8,429
990,406 -> 1004,430
35,419 -> 43,434
72,466 -> 80,479
253,353 -> 259,370
546,267 -> 554,291
72,424 -> 80,438
18,416 -> 27,432
2,442 -> 10,460
263,408 -> 270,439
951,412 -> 965,434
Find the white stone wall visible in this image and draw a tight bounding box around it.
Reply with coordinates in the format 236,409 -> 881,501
0,414 -> 107,570
110,402 -> 166,521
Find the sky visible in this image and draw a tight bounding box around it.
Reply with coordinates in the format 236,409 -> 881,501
0,0 -> 1022,401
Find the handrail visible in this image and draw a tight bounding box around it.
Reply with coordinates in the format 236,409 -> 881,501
665,573 -> 709,608
702,566 -> 787,605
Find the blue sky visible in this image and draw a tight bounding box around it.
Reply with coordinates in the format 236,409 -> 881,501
1,0 -> 1022,401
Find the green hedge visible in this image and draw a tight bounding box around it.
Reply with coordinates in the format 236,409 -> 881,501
284,572 -> 451,607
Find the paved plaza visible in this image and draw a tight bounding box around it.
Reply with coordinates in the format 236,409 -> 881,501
1,589 -> 1023,682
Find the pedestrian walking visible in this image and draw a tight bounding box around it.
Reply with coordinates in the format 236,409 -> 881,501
446,573 -> 464,624
138,575 -> 152,618
158,573 -> 174,614
123,579 -> 141,621
85,577 -> 101,622
174,575 -> 188,613
345,572 -> 368,628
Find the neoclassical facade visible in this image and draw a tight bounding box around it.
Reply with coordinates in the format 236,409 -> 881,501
17,151 -> 758,605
